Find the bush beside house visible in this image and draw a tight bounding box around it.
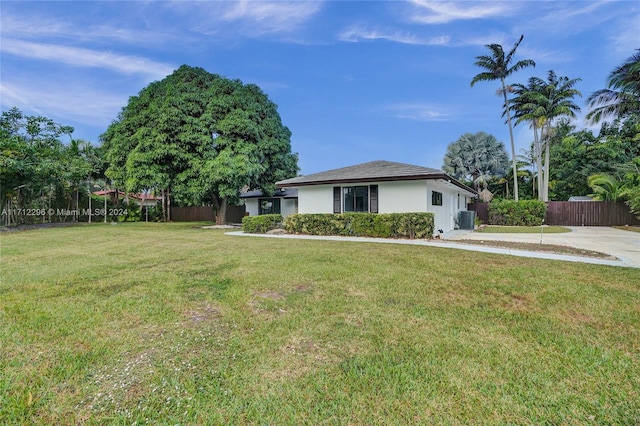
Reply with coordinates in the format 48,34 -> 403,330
283,213 -> 434,239
242,214 -> 283,233
488,200 -> 546,226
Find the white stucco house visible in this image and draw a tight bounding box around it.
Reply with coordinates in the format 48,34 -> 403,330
275,160 -> 477,233
240,188 -> 298,217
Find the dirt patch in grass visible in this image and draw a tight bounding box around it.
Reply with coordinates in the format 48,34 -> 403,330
445,239 -> 615,260
184,304 -> 220,323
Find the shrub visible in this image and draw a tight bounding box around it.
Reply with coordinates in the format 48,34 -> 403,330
242,214 -> 283,233
488,200 -> 546,226
284,212 -> 434,239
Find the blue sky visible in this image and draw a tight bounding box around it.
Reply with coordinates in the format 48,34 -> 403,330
1,1 -> 638,175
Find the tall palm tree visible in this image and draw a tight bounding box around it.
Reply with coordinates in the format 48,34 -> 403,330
511,77 -> 545,199
586,50 -> 640,123
471,35 -> 535,201
442,132 -> 509,191
511,71 -> 581,201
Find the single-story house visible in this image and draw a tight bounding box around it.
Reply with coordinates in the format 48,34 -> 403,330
275,160 -> 477,233
240,188 -> 298,217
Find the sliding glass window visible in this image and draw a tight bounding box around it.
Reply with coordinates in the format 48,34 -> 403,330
343,186 -> 369,212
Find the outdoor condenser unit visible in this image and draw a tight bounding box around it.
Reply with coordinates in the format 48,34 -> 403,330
458,211 -> 475,230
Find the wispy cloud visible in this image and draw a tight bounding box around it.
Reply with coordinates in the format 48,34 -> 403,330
170,1 -> 323,37
609,14 -> 640,55
385,103 -> 451,121
339,26 -> 450,45
0,14 -> 176,46
1,39 -> 174,78
407,0 -> 517,24
0,80 -> 126,128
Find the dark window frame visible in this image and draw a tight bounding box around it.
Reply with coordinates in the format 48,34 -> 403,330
432,191 -> 443,206
343,186 -> 369,212
258,198 -> 281,215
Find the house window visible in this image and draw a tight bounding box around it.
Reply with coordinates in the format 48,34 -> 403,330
259,198 -> 281,215
343,186 -> 369,212
432,191 -> 443,206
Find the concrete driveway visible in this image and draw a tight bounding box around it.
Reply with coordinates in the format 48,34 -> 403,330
443,226 -> 640,268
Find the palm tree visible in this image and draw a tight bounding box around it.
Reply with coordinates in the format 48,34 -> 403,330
586,50 -> 640,124
510,71 -> 581,201
471,35 -> 535,201
511,77 -> 545,199
442,132 -> 509,191
588,173 -> 627,202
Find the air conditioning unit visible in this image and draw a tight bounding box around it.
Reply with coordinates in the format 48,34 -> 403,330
458,211 -> 475,230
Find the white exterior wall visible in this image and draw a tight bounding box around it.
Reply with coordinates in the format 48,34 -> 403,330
243,198 -> 297,217
297,185 -> 334,214
292,179 -> 474,234
427,180 -> 470,233
282,199 -> 297,216
377,180 -> 427,213
245,199 -> 259,217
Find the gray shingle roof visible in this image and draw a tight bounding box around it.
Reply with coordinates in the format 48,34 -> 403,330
276,160 -> 476,195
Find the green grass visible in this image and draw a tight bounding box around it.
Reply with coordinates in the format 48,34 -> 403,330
613,225 -> 640,233
1,222 -> 639,425
477,225 -> 572,233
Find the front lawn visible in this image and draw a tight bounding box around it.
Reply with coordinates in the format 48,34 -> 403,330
1,223 -> 638,424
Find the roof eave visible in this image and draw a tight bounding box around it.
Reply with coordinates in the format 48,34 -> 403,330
277,174 -> 477,196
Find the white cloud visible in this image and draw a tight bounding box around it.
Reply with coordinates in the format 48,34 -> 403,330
385,103 -> 450,121
610,14 -> 640,55
1,38 -> 174,78
408,0 -> 517,24
0,13 -> 176,46
0,80 -> 126,128
169,0 -> 323,37
339,26 -> 450,45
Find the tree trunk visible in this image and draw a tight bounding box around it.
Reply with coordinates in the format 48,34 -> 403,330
533,123 -> 544,201
161,189 -> 167,222
217,198 -> 227,225
167,188 -> 171,222
501,77 -> 519,201
543,127 -> 551,202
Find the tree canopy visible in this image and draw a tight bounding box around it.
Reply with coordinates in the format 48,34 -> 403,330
586,50 -> 640,124
442,132 -> 509,191
1,107 -> 102,225
101,65 -> 298,223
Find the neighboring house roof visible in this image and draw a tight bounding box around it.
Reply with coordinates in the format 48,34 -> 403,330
92,190 -> 162,202
276,160 -> 477,195
240,188 -> 299,199
568,196 -> 595,201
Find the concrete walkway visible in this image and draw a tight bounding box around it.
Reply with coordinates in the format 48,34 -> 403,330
225,226 -> 640,268
443,226 -> 640,268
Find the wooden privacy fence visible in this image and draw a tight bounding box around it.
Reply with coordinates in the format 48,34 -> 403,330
170,205 -> 246,223
545,201 -> 640,226
468,201 -> 639,226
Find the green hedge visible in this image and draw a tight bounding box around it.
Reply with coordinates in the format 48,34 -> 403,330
242,214 -> 283,233
488,200 -> 547,226
283,212 -> 434,239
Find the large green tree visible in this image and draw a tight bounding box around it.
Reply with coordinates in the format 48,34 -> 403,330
471,35 -> 535,201
586,50 -> 640,124
101,65 -> 298,223
442,131 -> 509,192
